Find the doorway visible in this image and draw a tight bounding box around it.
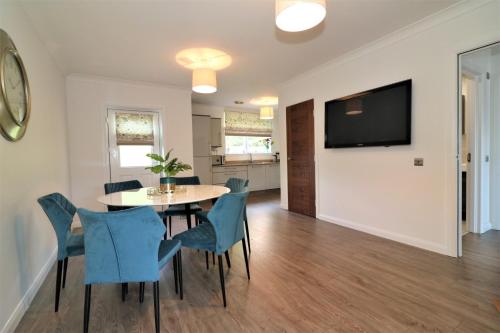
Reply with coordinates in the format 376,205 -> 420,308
107,108 -> 163,187
286,99 -> 316,217
457,42 -> 500,256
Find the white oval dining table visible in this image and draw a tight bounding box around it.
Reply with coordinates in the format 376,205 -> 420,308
97,185 -> 230,228
97,185 -> 230,207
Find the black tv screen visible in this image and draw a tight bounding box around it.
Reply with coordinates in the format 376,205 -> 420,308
325,79 -> 412,148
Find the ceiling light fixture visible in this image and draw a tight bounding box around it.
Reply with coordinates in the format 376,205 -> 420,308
260,106 -> 274,120
275,0 -> 326,32
176,48 -> 232,94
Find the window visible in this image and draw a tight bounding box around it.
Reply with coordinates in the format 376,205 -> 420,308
119,145 -> 154,167
225,136 -> 271,154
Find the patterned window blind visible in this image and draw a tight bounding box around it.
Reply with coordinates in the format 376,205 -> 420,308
115,112 -> 154,145
225,110 -> 272,137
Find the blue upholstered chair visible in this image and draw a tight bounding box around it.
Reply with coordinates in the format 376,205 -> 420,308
38,193 -> 85,312
78,206 -> 182,333
173,191 -> 250,307
104,180 -> 143,211
195,177 -> 252,263
162,176 -> 203,236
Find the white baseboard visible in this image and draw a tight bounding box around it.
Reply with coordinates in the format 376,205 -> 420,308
1,248 -> 57,333
317,214 -> 450,256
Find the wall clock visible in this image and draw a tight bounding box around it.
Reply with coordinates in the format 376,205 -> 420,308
0,29 -> 30,142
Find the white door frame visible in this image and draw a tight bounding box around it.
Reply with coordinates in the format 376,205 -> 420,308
105,106 -> 164,183
456,42 -> 498,256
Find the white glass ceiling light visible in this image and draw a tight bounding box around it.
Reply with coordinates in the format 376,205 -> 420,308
260,106 -> 274,120
192,68 -> 217,94
176,48 -> 232,94
275,0 -> 326,32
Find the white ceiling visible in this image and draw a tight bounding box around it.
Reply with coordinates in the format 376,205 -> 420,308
21,0 -> 458,109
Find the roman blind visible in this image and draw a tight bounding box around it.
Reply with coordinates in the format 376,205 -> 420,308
115,112 -> 154,145
225,110 -> 272,136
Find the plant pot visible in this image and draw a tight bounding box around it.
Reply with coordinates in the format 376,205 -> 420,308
160,177 -> 176,193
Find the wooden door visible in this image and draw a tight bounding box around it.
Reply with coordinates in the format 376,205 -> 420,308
286,99 -> 316,217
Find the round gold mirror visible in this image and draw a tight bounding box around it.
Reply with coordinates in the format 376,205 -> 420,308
0,29 -> 31,142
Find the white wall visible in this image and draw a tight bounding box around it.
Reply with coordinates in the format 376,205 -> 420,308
0,3 -> 70,332
278,0 -> 500,257
66,75 -> 193,210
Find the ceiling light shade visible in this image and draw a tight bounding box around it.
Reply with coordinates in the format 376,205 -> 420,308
260,106 -> 274,120
192,68 -> 217,94
275,0 -> 326,32
250,96 -> 279,106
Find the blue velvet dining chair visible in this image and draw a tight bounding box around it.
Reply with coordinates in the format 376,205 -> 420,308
195,177 -> 251,268
103,179 -> 143,211
162,176 -> 203,236
38,193 -> 85,312
77,206 -> 182,333
173,191 -> 250,307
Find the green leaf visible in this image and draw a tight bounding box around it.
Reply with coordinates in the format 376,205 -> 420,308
146,153 -> 165,163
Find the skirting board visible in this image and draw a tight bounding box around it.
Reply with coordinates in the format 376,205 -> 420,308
318,214 -> 450,256
1,248 -> 57,333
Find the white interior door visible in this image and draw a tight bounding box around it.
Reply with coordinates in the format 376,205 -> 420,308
107,108 -> 162,187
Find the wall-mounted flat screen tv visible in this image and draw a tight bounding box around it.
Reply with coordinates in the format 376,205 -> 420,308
324,79 -> 412,148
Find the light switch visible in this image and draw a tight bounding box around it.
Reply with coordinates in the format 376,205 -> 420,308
414,158 -> 424,166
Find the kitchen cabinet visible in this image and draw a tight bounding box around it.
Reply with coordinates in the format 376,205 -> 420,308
193,157 -> 212,185
265,163 -> 281,189
210,118 -> 222,147
248,165 -> 267,191
212,165 -> 247,185
192,115 -> 211,156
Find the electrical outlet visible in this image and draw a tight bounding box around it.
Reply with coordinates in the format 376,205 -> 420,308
414,158 -> 424,166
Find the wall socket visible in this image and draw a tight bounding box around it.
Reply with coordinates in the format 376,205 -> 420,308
414,158 -> 424,166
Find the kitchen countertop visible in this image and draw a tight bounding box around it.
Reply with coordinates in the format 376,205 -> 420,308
213,161 -> 280,167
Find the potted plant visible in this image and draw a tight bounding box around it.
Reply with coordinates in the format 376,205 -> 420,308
145,149 -> 192,193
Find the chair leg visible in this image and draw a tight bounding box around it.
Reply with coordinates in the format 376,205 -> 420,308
55,260 -> 63,312
212,252 -> 215,265
168,216 -> 172,237
121,283 -> 127,302
62,257 -> 68,289
217,255 -> 227,307
173,254 -> 178,294
185,204 -> 192,229
205,251 -> 209,270
195,216 -> 199,226
163,217 -> 168,240
224,251 -> 231,268
139,282 -> 145,303
178,250 -> 183,300
242,238 -> 250,280
83,284 -> 92,333
244,217 -> 251,254
153,281 -> 160,333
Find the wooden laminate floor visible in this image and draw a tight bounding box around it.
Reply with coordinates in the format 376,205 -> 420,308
15,190 -> 500,332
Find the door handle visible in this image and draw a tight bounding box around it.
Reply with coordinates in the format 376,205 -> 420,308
467,153 -> 471,162
287,157 -> 293,161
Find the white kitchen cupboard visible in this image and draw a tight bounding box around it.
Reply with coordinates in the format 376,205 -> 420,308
265,163 -> 281,189
248,165 -> 267,191
210,118 -> 222,147
193,157 -> 212,185
192,115 -> 211,156
212,165 -> 247,185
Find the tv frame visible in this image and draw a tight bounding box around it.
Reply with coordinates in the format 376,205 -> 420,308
324,79 -> 412,149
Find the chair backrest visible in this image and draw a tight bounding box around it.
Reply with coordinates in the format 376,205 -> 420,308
77,206 -> 165,285
38,193 -> 77,260
104,180 -> 143,211
207,191 -> 249,254
225,177 -> 249,193
104,180 -> 143,194
168,176 -> 200,185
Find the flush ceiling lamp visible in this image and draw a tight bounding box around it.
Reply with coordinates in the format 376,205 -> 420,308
275,0 -> 326,32
175,48 -> 232,94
